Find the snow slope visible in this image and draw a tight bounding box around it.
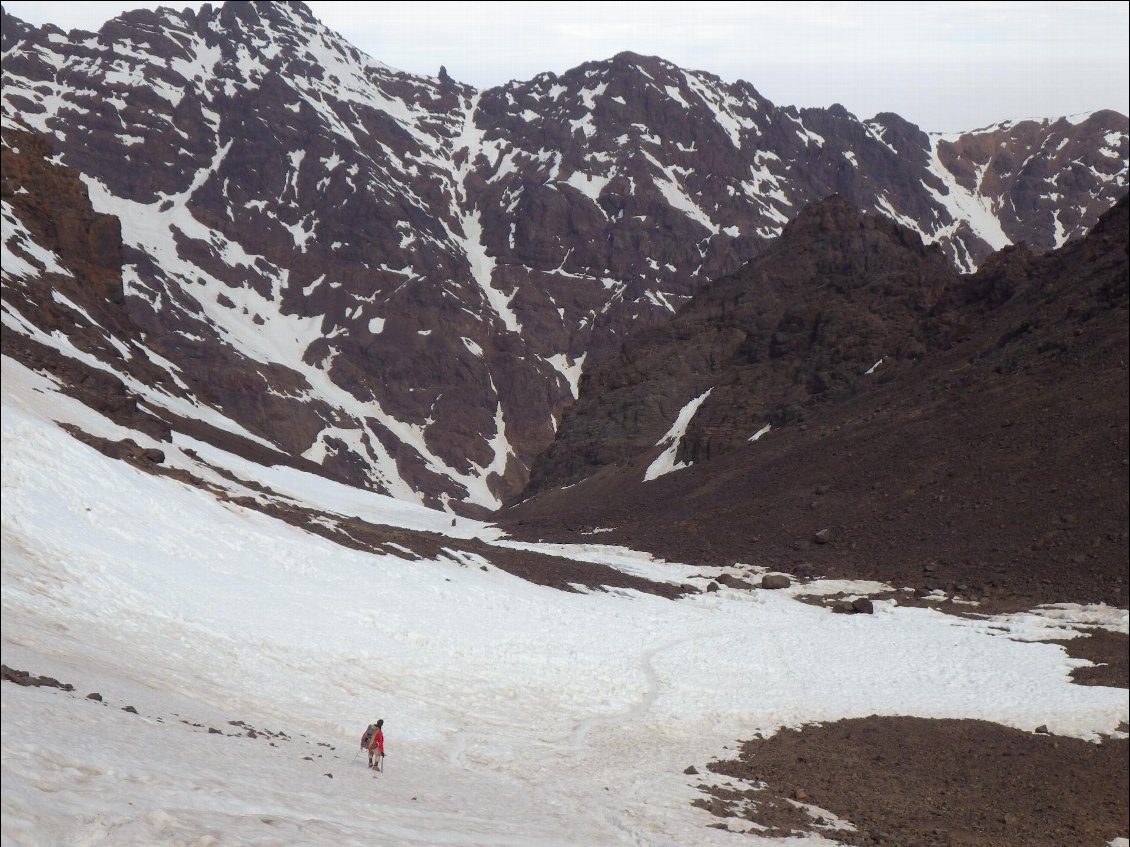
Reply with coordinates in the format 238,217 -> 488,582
2,359 -> 1127,845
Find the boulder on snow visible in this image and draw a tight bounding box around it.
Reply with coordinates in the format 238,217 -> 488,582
851,598 -> 875,614
832,598 -> 875,614
86,692 -> 103,701
2,665 -> 74,691
761,574 -> 792,589
717,573 -> 752,589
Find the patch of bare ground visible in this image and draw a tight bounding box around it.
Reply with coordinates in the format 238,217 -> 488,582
1,665 -> 74,691
695,716 -> 1129,846
788,584 -> 1114,618
1055,630 -> 1130,688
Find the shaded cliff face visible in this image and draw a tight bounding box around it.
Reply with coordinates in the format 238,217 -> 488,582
1,126 -> 176,443
522,195 -> 960,494
506,196 -> 1130,608
2,1 -> 1127,511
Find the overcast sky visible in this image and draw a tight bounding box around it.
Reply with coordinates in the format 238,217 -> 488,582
4,1 -> 1129,131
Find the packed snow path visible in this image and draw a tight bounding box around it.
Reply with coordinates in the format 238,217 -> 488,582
2,359 -> 1127,846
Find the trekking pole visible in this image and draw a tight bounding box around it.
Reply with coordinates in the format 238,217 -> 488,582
352,746 -> 361,765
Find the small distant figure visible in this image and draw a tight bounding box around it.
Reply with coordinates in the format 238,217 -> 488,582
451,518 -> 457,527
362,718 -> 385,770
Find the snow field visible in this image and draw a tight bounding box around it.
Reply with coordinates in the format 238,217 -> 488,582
3,360 -> 1128,845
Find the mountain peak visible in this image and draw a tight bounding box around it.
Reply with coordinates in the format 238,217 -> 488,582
609,50 -> 665,68
522,191 -> 960,497
766,193 -> 941,268
216,0 -> 319,29
2,0 -> 1126,512
782,192 -> 857,225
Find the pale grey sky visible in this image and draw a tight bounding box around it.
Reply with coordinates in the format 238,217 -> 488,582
4,1 -> 1129,131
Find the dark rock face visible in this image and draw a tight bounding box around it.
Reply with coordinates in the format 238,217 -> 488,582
524,195 -> 959,494
934,113 -> 1129,256
1,127 -> 178,441
2,2 -> 1127,511
505,197 -> 1130,607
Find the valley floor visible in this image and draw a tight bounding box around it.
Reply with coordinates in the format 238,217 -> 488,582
2,359 -> 1127,846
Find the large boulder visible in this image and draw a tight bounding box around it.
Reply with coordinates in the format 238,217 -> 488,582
761,574 -> 792,590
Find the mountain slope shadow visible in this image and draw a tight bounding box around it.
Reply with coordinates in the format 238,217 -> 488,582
503,194 -> 1130,609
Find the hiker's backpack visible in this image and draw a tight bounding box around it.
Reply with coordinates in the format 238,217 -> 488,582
361,724 -> 376,747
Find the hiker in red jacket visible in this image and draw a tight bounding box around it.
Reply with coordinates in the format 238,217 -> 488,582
366,718 -> 385,770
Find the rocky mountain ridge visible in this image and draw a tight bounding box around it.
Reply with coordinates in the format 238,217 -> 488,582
523,194 -> 960,494
505,194 -> 1130,607
2,0 -> 1127,510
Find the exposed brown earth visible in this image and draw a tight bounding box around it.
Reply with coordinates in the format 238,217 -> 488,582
1058,630 -> 1130,688
695,716 -> 1129,847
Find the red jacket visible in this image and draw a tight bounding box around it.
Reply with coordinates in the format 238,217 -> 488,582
368,727 -> 384,754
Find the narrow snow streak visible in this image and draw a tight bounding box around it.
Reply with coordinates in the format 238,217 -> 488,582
644,388 -> 713,480
453,94 -> 522,335
460,208 -> 521,334
925,135 -> 1011,252
749,423 -> 772,442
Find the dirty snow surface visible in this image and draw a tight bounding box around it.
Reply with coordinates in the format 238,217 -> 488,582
2,360 -> 1127,846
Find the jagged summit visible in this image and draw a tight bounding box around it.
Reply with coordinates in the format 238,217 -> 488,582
2,0 -> 1127,512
